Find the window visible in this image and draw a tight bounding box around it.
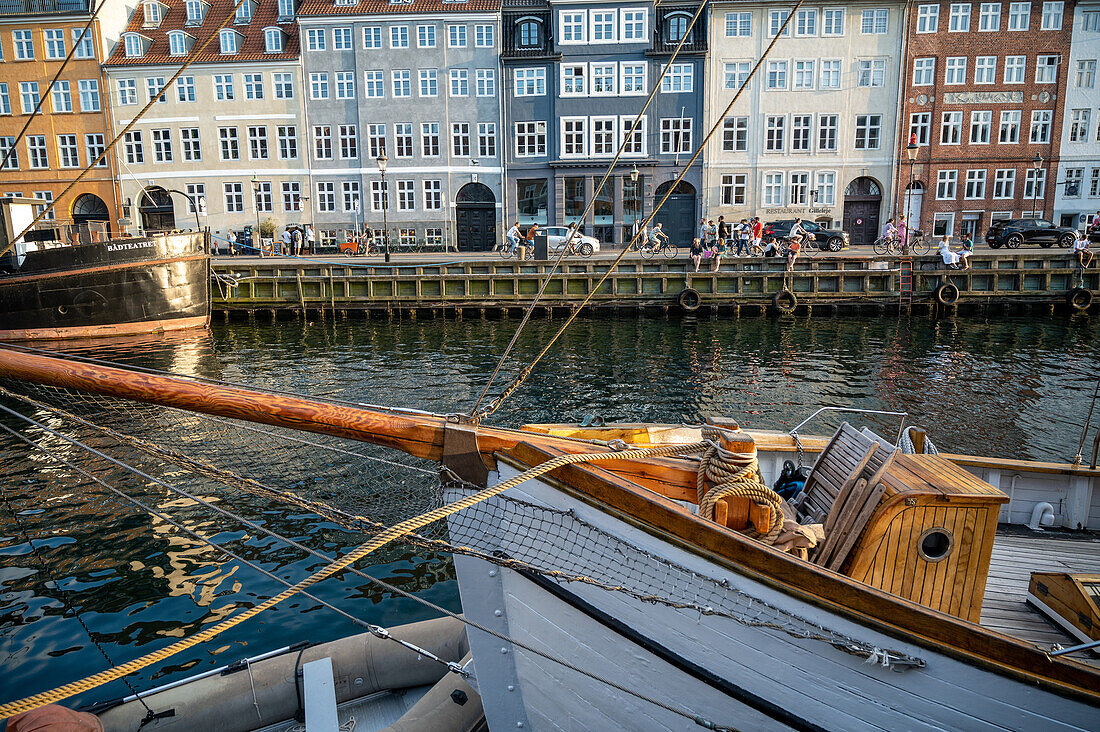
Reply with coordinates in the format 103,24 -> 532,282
914,58 -> 936,85
244,73 -> 264,100
214,74 -> 234,101
84,133 -> 105,167
621,116 -> 645,154
117,79 -> 137,105
265,28 -> 284,53
937,170 -> 958,199
313,126 -> 332,159
586,116 -> 612,155
340,125 -> 359,159
369,180 -> 387,211
562,118 -> 585,157
364,71 -> 384,98
363,27 -> 381,48
425,228 -> 443,248
0,84 -> 8,115
169,30 -> 189,55
336,71 -> 354,99
146,76 -> 166,104
945,57 -> 967,84
792,115 -> 812,151
476,24 -> 494,47
42,28 -> 65,59
1005,55 -> 1025,82
1036,55 -> 1059,83
343,181 -> 361,212
662,64 -> 693,92
767,61 -> 788,90
421,123 -> 440,156
395,123 -> 413,157
393,70 -> 412,98
417,24 -> 436,48
420,69 -> 438,97
970,110 -> 992,142
949,3 -> 971,31
999,110 -> 1021,142
515,121 -> 546,157
942,111 -> 963,143
593,11 -> 616,41
478,122 -> 496,157
396,180 -> 414,211
769,10 -> 791,36
562,65 -> 585,95
975,56 -> 997,83
219,127 -> 239,160
820,59 -> 841,88
235,0 -> 251,23
789,172 -> 810,205
366,124 -> 385,158
224,183 -> 244,213
766,115 -> 785,151
724,61 -> 750,90
124,33 -> 144,57
993,169 -> 1016,198
932,213 -> 955,237
795,9 -> 818,35
857,59 -> 886,87
518,20 -> 540,46
14,29 -> 35,60
186,0 -> 204,23
52,81 -> 72,113
32,191 -> 54,220
282,182 -> 300,212
1030,109 -> 1052,142
584,63 -> 612,95
1008,2 -> 1030,29
310,73 -> 329,99
794,60 -> 815,89
823,8 -> 845,35
476,69 -> 496,97
248,126 -> 268,160
181,128 -> 201,161
448,24 -> 467,47
910,112 -> 931,145
277,126 -> 297,160
57,135 -> 78,168
725,11 -> 752,36
124,131 -> 143,164
764,172 -> 784,206
317,182 -> 335,212
917,4 -> 940,31
1077,60 -> 1097,88
1065,168 -> 1083,197
979,2 -> 1001,29
152,128 -> 173,162
861,8 -> 888,33
660,118 -> 691,153
72,27 -> 94,58
177,75 -> 195,102
722,117 -> 748,151
1024,168 -> 1046,198
622,63 -> 646,93
854,115 -> 881,149
721,174 -> 747,206
1092,168 -> 1100,197
449,69 -> 468,97
274,73 -> 294,99
816,172 -> 837,205
1084,10 -> 1100,31
0,136 -> 18,169
1070,109 -> 1091,141
19,82 -> 39,115
307,28 -> 326,50
220,29 -> 239,54
391,26 -> 409,48
1041,1 -> 1062,29
818,115 -> 838,151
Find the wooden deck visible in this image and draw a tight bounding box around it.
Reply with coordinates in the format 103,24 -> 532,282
982,531 -> 1100,658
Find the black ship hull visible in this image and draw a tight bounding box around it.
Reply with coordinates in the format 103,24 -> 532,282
0,233 -> 210,341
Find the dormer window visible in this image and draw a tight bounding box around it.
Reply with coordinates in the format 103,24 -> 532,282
168,30 -> 193,55
235,0 -> 253,24
143,1 -> 165,28
185,0 -> 206,25
336,0 -> 359,6
277,0 -> 295,20
123,33 -> 148,57
219,29 -> 240,54
666,13 -> 692,43
517,19 -> 541,47
264,27 -> 285,53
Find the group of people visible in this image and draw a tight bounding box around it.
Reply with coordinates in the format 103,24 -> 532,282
279,224 -> 315,256
502,222 -> 541,255
686,216 -> 796,272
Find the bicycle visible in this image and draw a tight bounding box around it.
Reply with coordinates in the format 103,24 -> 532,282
873,233 -> 931,256
561,239 -> 594,258
638,240 -> 678,259
500,241 -> 533,260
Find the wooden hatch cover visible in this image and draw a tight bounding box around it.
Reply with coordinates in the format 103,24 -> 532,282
1027,572 -> 1100,645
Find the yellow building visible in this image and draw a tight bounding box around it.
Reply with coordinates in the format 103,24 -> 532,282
0,0 -> 130,236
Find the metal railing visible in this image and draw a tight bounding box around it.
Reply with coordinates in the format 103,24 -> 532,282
789,407 -> 909,443
0,0 -> 88,15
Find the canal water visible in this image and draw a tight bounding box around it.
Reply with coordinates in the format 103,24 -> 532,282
2,313 -> 1097,710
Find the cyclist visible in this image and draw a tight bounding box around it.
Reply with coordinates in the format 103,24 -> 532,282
649,222 -> 669,250
788,218 -> 808,253
881,218 -> 898,242
504,221 -> 521,255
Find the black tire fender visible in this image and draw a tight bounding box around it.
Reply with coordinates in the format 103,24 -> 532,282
1067,287 -> 1093,312
773,289 -> 797,313
678,287 -> 701,312
936,283 -> 960,305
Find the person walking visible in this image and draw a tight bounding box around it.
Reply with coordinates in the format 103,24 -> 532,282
736,218 -> 751,257
281,227 -> 292,256
305,224 -> 315,254
751,217 -> 764,252
291,226 -> 304,256
717,216 -> 731,250
697,218 -> 708,245
227,229 -> 237,256
705,219 -> 718,250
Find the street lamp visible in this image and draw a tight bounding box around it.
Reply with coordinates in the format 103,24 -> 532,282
905,133 -> 919,249
377,151 -> 390,262
250,173 -> 263,257
1031,153 -> 1044,220
630,163 -> 640,247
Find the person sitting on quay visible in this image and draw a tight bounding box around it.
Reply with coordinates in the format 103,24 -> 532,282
958,231 -> 973,269
1074,230 -> 1093,269
690,237 -> 705,272
710,235 -> 724,272
938,237 -> 962,269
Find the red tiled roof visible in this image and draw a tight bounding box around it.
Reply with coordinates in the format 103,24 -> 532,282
104,0 -> 299,67
297,0 -> 499,16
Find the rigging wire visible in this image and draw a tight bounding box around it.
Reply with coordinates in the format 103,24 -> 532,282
0,0 -> 251,258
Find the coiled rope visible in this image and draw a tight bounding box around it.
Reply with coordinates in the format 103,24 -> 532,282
0,440 -> 707,719
697,427 -> 784,544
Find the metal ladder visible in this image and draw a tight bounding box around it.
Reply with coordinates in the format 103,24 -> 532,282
898,257 -> 914,307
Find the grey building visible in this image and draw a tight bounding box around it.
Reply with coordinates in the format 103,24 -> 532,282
501,0 -> 705,247
298,0 -> 503,251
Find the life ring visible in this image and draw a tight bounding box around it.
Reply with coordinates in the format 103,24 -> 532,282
773,289 -> 797,313
935,283 -> 960,305
1067,287 -> 1094,311
678,287 -> 701,311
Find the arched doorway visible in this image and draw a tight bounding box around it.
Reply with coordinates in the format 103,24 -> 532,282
903,182 -> 923,235
842,177 -> 882,247
652,180 -> 696,246
455,182 -> 496,252
72,193 -> 111,242
139,186 -> 175,233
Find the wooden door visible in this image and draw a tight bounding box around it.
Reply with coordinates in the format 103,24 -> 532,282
844,201 -> 879,247
456,204 -> 496,252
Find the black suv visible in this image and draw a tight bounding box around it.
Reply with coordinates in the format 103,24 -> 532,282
762,220 -> 849,251
985,219 -> 1078,249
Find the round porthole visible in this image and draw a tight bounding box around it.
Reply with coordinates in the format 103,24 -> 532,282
918,528 -> 953,563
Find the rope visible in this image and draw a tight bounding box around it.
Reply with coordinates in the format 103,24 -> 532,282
0,440 -> 707,718
897,427 -> 938,455
696,428 -> 783,544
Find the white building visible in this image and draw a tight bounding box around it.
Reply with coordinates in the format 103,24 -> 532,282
1054,0 -> 1100,231
703,0 -> 906,245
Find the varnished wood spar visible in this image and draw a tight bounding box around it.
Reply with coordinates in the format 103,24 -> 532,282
0,348 -> 698,494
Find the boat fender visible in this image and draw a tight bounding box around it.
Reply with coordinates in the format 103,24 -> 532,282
773,289 -> 797,313
678,287 -> 701,311
1066,287 -> 1093,311
772,460 -> 809,501
935,283 -> 960,305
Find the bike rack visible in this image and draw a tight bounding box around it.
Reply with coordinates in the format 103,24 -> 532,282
789,406 -> 909,443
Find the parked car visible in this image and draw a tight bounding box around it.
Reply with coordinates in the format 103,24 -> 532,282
544,226 -> 600,255
762,220 -> 849,251
984,219 -> 1078,248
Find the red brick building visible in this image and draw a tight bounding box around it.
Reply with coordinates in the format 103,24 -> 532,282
894,0 -> 1074,241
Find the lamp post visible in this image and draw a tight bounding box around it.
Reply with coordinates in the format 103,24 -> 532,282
377,151 -> 390,262
630,163 -> 640,248
1031,153 -> 1044,220
905,133 -> 918,249
250,174 -> 263,257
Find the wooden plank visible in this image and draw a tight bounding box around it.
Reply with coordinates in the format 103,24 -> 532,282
816,478 -> 869,567
823,444 -> 880,535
